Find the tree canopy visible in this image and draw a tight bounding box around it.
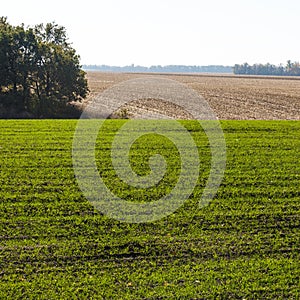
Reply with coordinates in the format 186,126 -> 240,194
0,17 -> 88,118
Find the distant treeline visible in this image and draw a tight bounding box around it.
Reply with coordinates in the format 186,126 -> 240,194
83,64 -> 233,74
233,61 -> 300,76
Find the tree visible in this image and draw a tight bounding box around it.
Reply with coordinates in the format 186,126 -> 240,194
0,19 -> 10,100
233,61 -> 300,76
30,22 -> 88,115
0,18 -> 28,108
0,18 -> 88,118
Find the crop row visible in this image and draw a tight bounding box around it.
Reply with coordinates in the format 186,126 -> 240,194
0,120 -> 299,299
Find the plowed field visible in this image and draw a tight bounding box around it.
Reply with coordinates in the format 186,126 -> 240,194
86,72 -> 300,120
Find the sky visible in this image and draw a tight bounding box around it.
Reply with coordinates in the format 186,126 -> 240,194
2,0 -> 300,66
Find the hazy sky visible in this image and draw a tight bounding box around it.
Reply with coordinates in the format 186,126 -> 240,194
2,0 -> 300,66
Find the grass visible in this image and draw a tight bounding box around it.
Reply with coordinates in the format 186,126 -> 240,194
0,120 -> 299,299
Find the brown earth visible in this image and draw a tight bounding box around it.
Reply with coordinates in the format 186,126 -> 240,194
85,72 -> 300,120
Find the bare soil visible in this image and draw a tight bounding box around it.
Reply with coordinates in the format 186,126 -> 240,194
85,72 -> 300,120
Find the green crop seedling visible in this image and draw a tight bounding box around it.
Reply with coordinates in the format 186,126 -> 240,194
0,120 -> 299,299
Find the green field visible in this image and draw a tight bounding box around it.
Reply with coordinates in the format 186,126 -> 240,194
0,120 -> 299,299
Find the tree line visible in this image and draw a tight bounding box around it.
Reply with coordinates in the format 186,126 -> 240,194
233,61 -> 300,76
83,64 -> 233,74
0,17 -> 88,118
